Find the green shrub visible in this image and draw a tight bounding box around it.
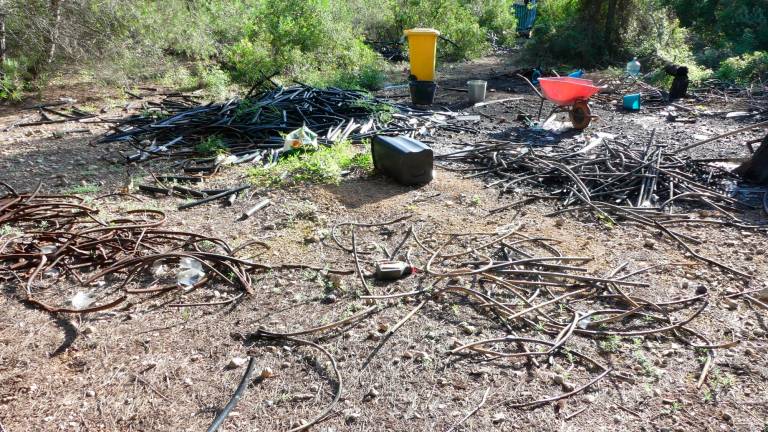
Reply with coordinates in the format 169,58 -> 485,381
225,0 -> 385,89
249,141 -> 373,186
391,0 -> 488,60
463,0 -> 518,47
521,0 -> 710,75
195,136 -> 229,156
663,0 -> 768,55
0,59 -> 26,101
716,51 -> 768,84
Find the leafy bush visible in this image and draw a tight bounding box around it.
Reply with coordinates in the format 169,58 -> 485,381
716,51 -> 768,84
663,0 -> 768,56
463,0 -> 518,47
195,136 -> 229,156
389,0 -> 488,60
249,141 -> 373,186
0,59 -> 26,101
225,0 -> 385,89
521,0 -> 707,74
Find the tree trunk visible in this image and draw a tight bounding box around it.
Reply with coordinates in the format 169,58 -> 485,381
604,0 -> 618,57
0,13 -> 6,66
0,0 -> 7,67
46,0 -> 63,64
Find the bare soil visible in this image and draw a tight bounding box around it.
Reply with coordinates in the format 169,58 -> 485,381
1,55 -> 767,432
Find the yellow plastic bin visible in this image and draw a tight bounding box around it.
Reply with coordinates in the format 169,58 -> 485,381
404,28 -> 440,81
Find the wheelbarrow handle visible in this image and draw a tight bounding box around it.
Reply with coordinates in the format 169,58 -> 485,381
516,73 -> 543,99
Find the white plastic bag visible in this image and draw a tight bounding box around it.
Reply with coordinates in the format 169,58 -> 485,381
283,125 -> 318,151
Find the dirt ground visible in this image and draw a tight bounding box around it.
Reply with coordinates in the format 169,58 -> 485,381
1,55 -> 767,432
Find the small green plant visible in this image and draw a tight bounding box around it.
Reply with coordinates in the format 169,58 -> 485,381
181,307 -> 191,321
599,335 -> 621,353
195,136 -> 228,156
450,304 -> 460,316
0,224 -> 22,236
563,349 -> 575,364
248,141 -> 373,187
141,108 -> 169,120
706,369 -> 735,398
197,240 -> 216,252
352,101 -> 396,123
665,401 -> 682,415
197,64 -> 231,98
0,58 -> 25,102
633,349 -> 659,378
66,183 -> 101,194
596,212 -> 615,229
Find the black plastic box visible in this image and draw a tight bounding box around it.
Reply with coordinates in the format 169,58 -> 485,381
371,135 -> 433,185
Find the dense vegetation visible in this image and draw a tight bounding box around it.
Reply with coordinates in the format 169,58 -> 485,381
0,0 -> 519,100
0,0 -> 765,101
523,0 -> 768,83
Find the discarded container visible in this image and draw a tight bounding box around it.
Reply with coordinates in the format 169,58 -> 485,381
404,28 -> 440,81
467,80 -> 487,104
371,135 -> 433,185
283,125 -> 318,151
409,80 -> 437,105
623,93 -> 641,110
177,257 -> 205,289
374,261 -> 413,280
626,57 -> 641,77
568,69 -> 584,78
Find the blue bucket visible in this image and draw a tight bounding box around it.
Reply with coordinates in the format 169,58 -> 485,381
623,93 -> 641,110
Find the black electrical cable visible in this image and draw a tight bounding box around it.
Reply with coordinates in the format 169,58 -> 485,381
206,356 -> 257,432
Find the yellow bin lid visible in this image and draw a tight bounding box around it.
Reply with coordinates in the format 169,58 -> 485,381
404,28 -> 441,37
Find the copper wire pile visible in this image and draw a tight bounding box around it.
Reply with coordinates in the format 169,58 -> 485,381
0,183 -> 260,312
1,185 -> 749,428
238,215 -> 736,422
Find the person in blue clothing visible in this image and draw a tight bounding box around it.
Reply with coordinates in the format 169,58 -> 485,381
515,0 -> 537,38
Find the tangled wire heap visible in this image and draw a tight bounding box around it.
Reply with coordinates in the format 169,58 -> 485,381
438,133 -> 768,279
0,183 -> 353,314
99,83 -> 477,175
3,184 -> 760,430
239,214 -> 753,430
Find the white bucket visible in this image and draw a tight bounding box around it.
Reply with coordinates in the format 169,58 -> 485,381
467,80 -> 487,104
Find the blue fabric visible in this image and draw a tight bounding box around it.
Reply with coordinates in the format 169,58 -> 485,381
514,1 -> 538,32
531,68 -> 541,85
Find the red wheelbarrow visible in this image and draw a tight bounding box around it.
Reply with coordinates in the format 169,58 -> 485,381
537,77 -> 600,129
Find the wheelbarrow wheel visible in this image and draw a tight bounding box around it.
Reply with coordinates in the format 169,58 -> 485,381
569,100 -> 591,130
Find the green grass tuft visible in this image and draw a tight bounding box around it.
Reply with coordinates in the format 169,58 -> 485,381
65,183 -> 101,194
195,135 -> 229,156
249,141 -> 373,187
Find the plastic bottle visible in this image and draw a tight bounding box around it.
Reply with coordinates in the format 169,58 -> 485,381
626,57 -> 641,77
